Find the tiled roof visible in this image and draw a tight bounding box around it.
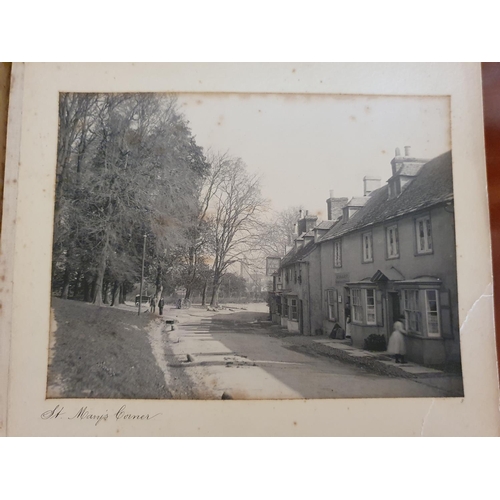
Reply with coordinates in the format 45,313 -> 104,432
316,220 -> 335,230
319,151 -> 453,243
396,163 -> 424,176
280,240 -> 317,267
348,197 -> 369,207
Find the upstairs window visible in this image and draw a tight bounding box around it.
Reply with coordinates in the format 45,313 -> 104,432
386,224 -> 399,259
334,240 -> 342,267
362,232 -> 373,263
416,215 -> 433,254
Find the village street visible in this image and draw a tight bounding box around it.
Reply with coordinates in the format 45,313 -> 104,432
150,303 -> 463,399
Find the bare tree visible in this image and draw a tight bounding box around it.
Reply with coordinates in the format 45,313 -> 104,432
205,154 -> 269,306
258,205 -> 304,257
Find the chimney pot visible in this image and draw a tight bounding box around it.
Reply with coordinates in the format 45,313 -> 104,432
305,210 -> 309,216
299,209 -> 303,219
329,189 -> 334,198
404,146 -> 411,156
395,147 -> 401,156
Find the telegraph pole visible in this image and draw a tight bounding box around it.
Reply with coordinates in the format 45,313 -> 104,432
138,234 -> 147,315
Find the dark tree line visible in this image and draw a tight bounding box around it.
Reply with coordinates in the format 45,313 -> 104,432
52,93 -> 209,305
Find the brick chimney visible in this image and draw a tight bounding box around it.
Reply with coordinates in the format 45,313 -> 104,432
297,210 -> 318,235
326,190 -> 348,221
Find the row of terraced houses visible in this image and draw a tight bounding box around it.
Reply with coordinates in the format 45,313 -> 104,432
268,148 -> 461,366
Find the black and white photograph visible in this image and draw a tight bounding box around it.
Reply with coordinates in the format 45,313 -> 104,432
46,90 -> 464,400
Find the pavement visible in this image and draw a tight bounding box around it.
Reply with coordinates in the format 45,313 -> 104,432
307,338 -> 452,379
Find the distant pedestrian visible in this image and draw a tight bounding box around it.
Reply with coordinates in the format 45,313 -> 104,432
177,298 -> 182,309
387,320 -> 407,364
150,296 -> 156,313
158,297 -> 164,315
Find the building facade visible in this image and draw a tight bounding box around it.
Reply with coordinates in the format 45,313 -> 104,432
272,149 -> 460,365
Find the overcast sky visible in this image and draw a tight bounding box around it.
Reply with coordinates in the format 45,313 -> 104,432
178,93 -> 451,220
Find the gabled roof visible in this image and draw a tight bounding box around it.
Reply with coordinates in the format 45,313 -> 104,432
319,151 -> 453,243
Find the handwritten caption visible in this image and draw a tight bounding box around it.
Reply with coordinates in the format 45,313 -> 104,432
41,405 -> 161,426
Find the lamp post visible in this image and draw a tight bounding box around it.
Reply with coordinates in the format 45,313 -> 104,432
138,234 -> 147,315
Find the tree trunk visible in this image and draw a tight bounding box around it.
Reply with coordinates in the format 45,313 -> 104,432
83,276 -> 90,302
90,274 -> 97,303
93,236 -> 109,306
210,273 -> 222,307
102,281 -> 108,304
61,265 -> 71,299
110,280 -> 119,306
118,283 -> 124,304
201,282 -> 208,306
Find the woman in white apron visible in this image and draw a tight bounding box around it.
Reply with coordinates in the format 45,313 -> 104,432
387,320 -> 407,364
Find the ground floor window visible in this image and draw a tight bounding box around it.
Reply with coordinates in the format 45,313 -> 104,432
425,289 -> 440,336
349,287 -> 377,325
327,289 -> 338,321
403,289 -> 421,333
352,289 -> 363,323
283,298 -> 289,319
365,289 -> 376,325
399,287 -> 442,337
276,296 -> 282,315
290,298 -> 298,321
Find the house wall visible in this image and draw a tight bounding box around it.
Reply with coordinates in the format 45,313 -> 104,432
307,247 -> 324,335
319,204 -> 460,364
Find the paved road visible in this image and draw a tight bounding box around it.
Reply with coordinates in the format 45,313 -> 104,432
153,305 -> 461,399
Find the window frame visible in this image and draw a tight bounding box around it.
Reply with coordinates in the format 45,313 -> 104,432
362,231 -> 373,263
290,297 -> 298,322
283,298 -> 289,319
351,288 -> 363,324
327,289 -> 337,321
425,289 -> 441,337
365,289 -> 376,325
386,224 -> 400,259
350,287 -> 377,325
334,239 -> 342,268
403,289 -> 421,334
415,215 -> 433,255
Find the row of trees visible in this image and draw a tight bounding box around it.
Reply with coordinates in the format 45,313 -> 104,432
52,93 -> 273,307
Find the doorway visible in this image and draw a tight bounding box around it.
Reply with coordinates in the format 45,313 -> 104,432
388,291 -> 401,329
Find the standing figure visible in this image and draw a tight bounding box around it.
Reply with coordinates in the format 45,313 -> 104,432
158,296 -> 164,315
345,316 -> 352,339
150,296 -> 156,313
387,320 -> 407,364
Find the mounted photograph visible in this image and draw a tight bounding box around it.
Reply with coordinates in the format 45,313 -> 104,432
47,91 -> 464,400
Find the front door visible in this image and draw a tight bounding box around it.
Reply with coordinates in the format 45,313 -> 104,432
388,292 -> 401,332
